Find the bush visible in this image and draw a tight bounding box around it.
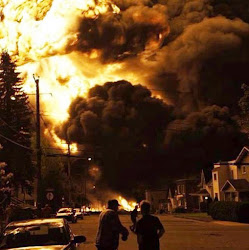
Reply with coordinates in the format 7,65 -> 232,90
237,202 -> 249,223
200,202 -> 207,212
209,201 -> 249,223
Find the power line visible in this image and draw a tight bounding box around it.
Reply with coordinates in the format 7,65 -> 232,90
0,133 -> 32,151
0,117 -> 29,142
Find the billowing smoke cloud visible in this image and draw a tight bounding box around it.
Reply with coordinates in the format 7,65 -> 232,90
74,0 -> 249,113
165,105 -> 248,175
56,81 -> 173,192
151,16 -> 249,112
211,0 -> 249,23
54,0 -> 249,193
163,0 -> 213,44
77,3 -> 169,61
2,0 -> 249,194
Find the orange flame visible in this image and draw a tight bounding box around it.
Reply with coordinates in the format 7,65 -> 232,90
83,196 -> 137,212
0,0 -> 162,150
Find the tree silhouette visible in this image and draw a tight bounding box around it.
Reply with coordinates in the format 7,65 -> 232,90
0,52 -> 34,187
0,144 -> 13,209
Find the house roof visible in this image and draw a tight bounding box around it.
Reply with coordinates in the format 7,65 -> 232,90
214,146 -> 249,166
202,169 -> 212,183
234,146 -> 249,164
206,179 -> 213,186
189,188 -> 210,196
221,179 -> 249,192
176,179 -> 198,183
167,184 -> 176,199
214,160 -> 236,165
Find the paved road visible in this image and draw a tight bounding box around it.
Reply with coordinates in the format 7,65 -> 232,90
71,214 -> 249,250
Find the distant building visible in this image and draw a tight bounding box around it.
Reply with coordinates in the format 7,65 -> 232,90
167,179 -> 199,212
189,169 -> 213,211
145,189 -> 167,213
212,146 -> 249,201
167,185 -> 177,212
175,179 -> 199,211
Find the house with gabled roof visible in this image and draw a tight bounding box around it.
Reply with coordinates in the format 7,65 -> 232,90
189,169 -> 213,211
212,146 -> 249,201
166,179 -> 199,212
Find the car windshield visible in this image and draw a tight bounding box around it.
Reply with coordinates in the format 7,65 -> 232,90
0,223 -> 69,249
58,209 -> 71,213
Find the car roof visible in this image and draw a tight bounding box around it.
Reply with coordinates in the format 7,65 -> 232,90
7,218 -> 65,228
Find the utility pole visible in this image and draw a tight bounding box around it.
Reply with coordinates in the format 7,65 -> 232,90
67,142 -> 72,206
33,75 -> 41,205
45,153 -> 92,206
84,166 -> 87,205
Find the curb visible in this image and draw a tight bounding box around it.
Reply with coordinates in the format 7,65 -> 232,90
174,215 -> 213,222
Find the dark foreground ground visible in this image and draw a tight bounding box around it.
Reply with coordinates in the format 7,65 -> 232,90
71,214 -> 249,250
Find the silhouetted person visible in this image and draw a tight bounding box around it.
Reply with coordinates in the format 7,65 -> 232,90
130,205 -> 138,232
96,199 -> 129,250
135,200 -> 165,250
41,204 -> 52,218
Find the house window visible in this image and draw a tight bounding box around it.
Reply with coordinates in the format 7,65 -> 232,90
242,166 -> 246,174
214,173 -> 217,181
230,170 -> 234,179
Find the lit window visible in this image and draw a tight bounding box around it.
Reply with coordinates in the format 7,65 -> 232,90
214,173 -> 217,180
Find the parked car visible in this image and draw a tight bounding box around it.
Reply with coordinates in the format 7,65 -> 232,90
0,218 -> 86,249
56,208 -> 77,223
73,208 -> 83,220
81,207 -> 91,216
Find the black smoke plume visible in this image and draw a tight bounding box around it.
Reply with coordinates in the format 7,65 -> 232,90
55,0 -> 249,193
165,105 -> 248,175
75,0 -> 249,113
76,2 -> 168,61
56,81 -> 173,193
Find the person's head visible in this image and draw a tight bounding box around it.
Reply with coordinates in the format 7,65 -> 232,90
107,199 -> 120,212
140,200 -> 150,215
135,205 -> 138,210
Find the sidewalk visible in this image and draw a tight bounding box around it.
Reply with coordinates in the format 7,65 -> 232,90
173,213 -> 213,222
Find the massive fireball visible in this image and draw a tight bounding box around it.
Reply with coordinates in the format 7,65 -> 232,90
0,0 -> 154,130
0,0 -> 152,150
0,0 -> 165,207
